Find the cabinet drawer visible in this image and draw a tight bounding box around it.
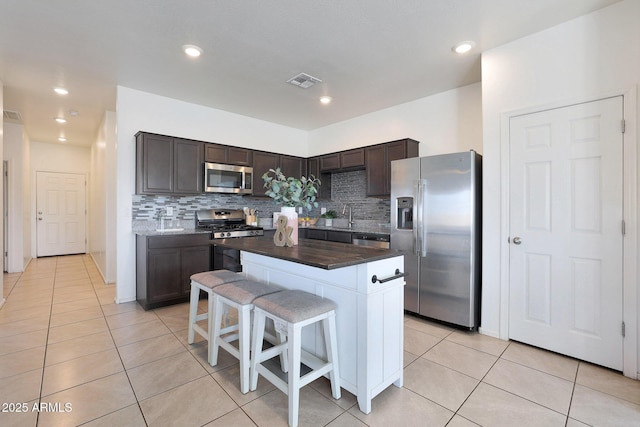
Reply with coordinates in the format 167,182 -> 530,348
327,231 -> 352,243
147,233 -> 210,249
306,229 -> 328,240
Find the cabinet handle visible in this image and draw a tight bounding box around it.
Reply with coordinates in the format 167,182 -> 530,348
371,269 -> 407,284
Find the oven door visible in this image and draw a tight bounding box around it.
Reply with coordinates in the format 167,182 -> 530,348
204,163 -> 253,195
212,244 -> 242,272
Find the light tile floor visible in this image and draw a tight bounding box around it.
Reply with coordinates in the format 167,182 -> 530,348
1,255 -> 639,426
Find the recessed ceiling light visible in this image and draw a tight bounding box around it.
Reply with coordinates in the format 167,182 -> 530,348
320,96 -> 332,104
55,117 -> 67,124
452,41 -> 476,54
54,87 -> 69,95
58,137 -> 67,142
183,44 -> 203,58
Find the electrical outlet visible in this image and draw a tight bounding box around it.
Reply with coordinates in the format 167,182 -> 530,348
166,207 -> 173,216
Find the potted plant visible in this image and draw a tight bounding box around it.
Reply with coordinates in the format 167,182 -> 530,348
262,168 -> 321,245
320,210 -> 337,227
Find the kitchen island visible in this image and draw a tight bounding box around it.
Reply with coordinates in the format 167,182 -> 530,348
214,236 -> 405,414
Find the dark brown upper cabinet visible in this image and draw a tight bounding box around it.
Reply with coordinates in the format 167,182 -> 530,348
136,132 -> 203,195
340,148 -> 366,170
204,143 -> 252,166
319,149 -> 365,172
307,157 -> 331,200
366,138 -> 419,196
251,152 -> 307,198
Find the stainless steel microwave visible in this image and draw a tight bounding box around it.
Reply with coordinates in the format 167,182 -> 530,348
203,162 -> 253,194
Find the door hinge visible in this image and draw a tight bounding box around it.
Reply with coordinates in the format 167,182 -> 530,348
622,220 -> 626,235
622,321 -> 626,337
621,119 -> 626,133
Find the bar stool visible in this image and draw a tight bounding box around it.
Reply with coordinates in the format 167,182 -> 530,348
188,270 -> 244,365
249,289 -> 340,427
210,280 -> 283,394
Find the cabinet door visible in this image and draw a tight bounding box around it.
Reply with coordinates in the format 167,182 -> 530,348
147,248 -> 182,303
137,133 -> 173,194
180,245 -> 211,295
365,144 -> 387,196
340,148 -> 365,170
204,143 -> 227,163
280,155 -> 306,178
307,157 -> 319,179
320,153 -> 340,171
327,231 -> 352,243
174,139 -> 203,194
306,229 -> 328,240
252,151 -> 279,197
227,147 -> 252,166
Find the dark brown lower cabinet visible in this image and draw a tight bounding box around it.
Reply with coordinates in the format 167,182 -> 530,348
136,233 -> 211,310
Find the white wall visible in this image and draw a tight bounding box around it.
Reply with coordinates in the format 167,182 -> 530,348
89,111 -> 116,283
29,141 -> 91,258
115,86 -> 308,303
3,123 -> 28,272
22,129 -> 31,269
309,83 -> 482,156
481,0 -> 639,376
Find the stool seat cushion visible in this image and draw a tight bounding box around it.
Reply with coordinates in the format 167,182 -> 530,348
214,280 -> 282,305
253,290 -> 336,323
190,270 -> 244,289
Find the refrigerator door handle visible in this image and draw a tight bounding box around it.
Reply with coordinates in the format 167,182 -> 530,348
414,180 -> 422,256
419,179 -> 428,257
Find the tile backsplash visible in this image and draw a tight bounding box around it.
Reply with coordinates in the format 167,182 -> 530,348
132,170 -> 391,229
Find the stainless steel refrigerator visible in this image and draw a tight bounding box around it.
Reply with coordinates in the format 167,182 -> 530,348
391,151 -> 481,329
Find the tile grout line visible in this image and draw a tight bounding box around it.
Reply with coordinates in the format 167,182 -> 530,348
79,254 -> 152,427
36,256 -> 58,427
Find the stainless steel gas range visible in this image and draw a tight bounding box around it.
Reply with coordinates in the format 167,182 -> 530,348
195,209 -> 263,272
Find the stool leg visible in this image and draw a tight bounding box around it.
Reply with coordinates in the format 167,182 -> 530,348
210,294 -> 223,366
238,304 -> 251,394
324,314 -> 341,399
288,322 -> 302,427
249,310 -> 266,391
188,284 -> 199,344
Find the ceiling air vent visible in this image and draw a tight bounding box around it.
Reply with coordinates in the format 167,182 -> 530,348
3,110 -> 23,122
286,73 -> 322,89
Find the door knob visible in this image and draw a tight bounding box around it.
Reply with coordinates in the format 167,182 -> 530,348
512,236 -> 522,245
38,218 -> 43,221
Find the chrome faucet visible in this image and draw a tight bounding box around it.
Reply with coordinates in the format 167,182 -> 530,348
342,204 -> 354,228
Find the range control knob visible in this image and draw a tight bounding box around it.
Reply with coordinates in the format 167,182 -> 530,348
226,232 -> 231,237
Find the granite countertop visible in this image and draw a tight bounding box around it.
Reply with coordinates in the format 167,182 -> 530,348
262,224 -> 391,236
134,228 -> 211,236
213,236 -> 401,270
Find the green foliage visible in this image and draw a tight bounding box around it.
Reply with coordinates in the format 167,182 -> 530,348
320,210 -> 337,219
262,168 -> 321,211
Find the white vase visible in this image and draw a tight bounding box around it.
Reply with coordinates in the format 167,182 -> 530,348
278,206 -> 299,245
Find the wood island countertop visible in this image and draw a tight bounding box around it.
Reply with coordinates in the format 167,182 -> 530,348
213,236 -> 402,270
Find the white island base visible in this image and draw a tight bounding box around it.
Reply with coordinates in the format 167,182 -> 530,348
240,251 -> 405,414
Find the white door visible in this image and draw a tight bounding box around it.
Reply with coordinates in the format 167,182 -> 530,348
36,172 -> 86,257
509,97 -> 624,370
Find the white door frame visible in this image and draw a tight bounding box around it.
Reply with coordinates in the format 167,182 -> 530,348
499,88 -> 638,379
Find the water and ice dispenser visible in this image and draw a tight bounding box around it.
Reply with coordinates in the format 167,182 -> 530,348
396,197 -> 413,230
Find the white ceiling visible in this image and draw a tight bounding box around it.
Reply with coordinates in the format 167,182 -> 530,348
0,0 -> 620,147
